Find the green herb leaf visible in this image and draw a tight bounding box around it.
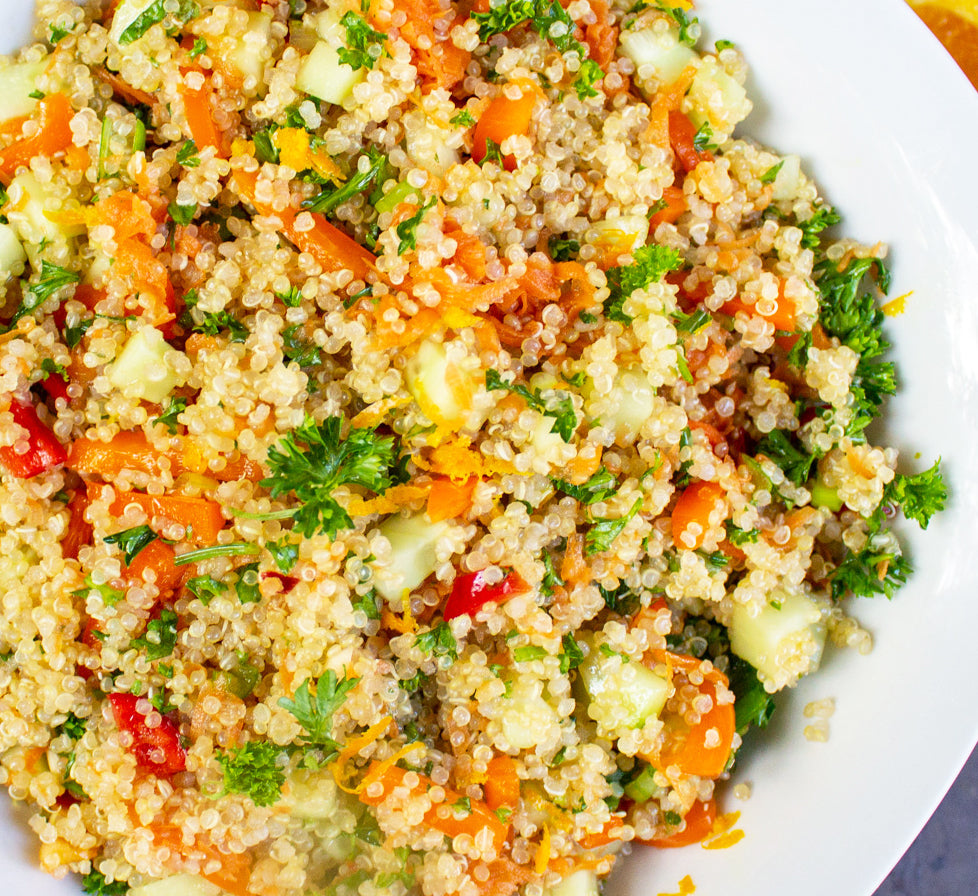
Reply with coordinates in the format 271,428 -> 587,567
759,160 -> 784,184
104,524 -> 158,565
414,621 -> 457,661
261,416 -> 398,539
485,370 -> 578,442
189,37 -> 207,58
278,670 -> 360,751
337,11 -> 387,71
879,458 -> 947,530
81,870 -> 128,896
604,244 -> 683,323
692,120 -> 718,153
168,200 -> 197,226
217,741 -> 285,807
302,146 -> 387,215
118,0 -> 167,44
396,196 -> 436,255
235,562 -> 262,604
558,633 -> 583,673
176,139 -> 201,168
671,307 -> 711,334
353,588 -> 381,620
830,547 -> 911,600
574,59 -> 604,99
282,324 -> 322,368
755,429 -> 817,488
7,261 -> 81,331
152,395 -> 187,434
253,128 -> 280,164
551,467 -> 618,505
727,655 -> 775,737
64,317 -> 94,348
724,520 -> 759,546
450,110 -> 476,127
586,496 -> 642,555
56,711 -> 87,741
513,645 -> 548,662
268,538 -> 299,573
130,608 -> 178,660
548,235 -> 580,261
654,2 -> 699,46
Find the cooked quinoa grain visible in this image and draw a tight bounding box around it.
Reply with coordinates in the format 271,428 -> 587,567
0,0 -> 947,894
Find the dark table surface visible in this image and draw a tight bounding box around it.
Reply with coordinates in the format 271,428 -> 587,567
873,744 -> 978,895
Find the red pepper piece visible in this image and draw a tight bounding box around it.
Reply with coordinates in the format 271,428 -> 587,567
443,569 -> 529,621
108,692 -> 187,776
0,399 -> 67,478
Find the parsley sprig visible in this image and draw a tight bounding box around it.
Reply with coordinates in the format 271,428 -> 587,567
261,416 -> 398,539
604,244 -> 684,323
278,671 -> 360,754
337,12 -> 387,71
217,741 -> 285,807
485,370 -> 578,441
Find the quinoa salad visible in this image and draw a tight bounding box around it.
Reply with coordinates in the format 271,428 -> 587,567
0,1 -> 948,895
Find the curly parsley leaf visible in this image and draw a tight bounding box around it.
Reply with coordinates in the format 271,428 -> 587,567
81,870 -> 128,896
604,244 -> 684,323
829,546 -> 911,600
586,496 -> 642,555
485,370 -> 578,442
654,1 -> 699,46
282,324 -> 322,368
217,741 -> 285,807
337,11 -> 387,71
727,655 -> 775,737
186,574 -> 226,605
176,139 -> 201,168
262,416 -> 397,539
450,110 -> 476,127
118,0 -> 167,44
548,235 -> 580,261
104,524 -> 158,565
130,609 -> 179,660
414,621 -> 458,661
396,197 -> 436,255
279,670 -> 360,751
755,430 -> 817,488
797,203 -> 842,250
879,458 -> 947,530
6,261 -> 81,331
56,711 -> 87,741
152,395 -> 187,434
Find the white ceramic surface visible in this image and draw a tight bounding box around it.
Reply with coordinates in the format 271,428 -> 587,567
2,2 -> 978,895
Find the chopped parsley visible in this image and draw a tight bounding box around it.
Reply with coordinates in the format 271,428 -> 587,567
353,588 -> 381,620
152,395 -> 187,434
6,261 -> 81,332
337,11 -> 387,71
558,633 -> 583,673
671,307 -> 711,334
830,544 -> 910,601
189,37 -> 207,58
551,467 -> 618,505
727,655 -> 775,737
396,197 -> 436,255
450,110 -> 476,127
282,324 -> 322,368
692,121 -> 718,153
234,563 -> 262,604
168,200 -> 197,226
81,870 -> 128,896
597,581 -> 641,616
253,129 -> 279,164
604,244 -> 684,324
261,415 -> 398,539
414,621 -> 458,661
586,496 -> 642,555
548,235 -> 580,261
654,1 -> 699,46
513,645 -> 548,662
186,574 -> 227,605
268,538 -> 299,573
181,289 -> 249,342
279,670 -> 360,752
879,458 -> 947,530
56,712 -> 87,741
797,203 -> 842,250
176,139 -> 201,168
104,524 -> 158,565
755,429 -> 816,488
485,370 -> 577,441
217,741 -> 285,807
49,23 -> 73,44
759,160 -> 784,184
118,0 -> 168,45
302,146 -> 388,215
725,520 -> 759,545
130,609 -> 179,660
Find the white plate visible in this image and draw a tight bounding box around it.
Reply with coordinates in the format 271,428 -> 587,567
2,1 -> 978,895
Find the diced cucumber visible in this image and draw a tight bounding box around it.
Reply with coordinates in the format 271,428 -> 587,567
228,11 -> 274,85
404,338 -> 475,428
578,637 -> 670,731
282,767 -> 340,820
296,41 -> 364,106
770,154 -> 801,201
405,119 -> 459,178
0,60 -> 48,123
372,513 -> 451,603
619,26 -> 696,88
500,674 -> 559,751
586,365 -> 657,444
685,56 -> 751,140
373,181 -> 422,216
728,588 -> 827,692
0,223 -> 28,278
128,873 -> 225,896
107,326 -> 186,404
544,870 -> 601,896
5,173 -> 84,266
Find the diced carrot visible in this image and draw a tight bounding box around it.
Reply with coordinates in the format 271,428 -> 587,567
483,755 -> 521,812
472,84 -> 541,171
178,77 -> 225,155
722,281 -> 797,332
0,93 -> 75,184
232,169 -> 376,282
149,823 -> 253,896
469,859 -> 533,896
650,184 -> 687,229
109,490 -> 225,544
671,480 -> 726,550
669,109 -> 712,174
643,797 -> 717,848
644,66 -> 697,152
583,0 -> 618,70
426,475 -> 477,523
359,763 -> 510,854
560,531 -> 590,587
61,490 -> 93,561
123,536 -> 186,593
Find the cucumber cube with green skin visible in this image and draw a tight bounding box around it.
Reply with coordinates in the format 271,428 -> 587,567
623,762 -> 665,804
127,873 -> 225,896
0,223 -> 28,278
0,60 -> 48,124
373,513 -> 450,603
578,637 -> 671,730
728,588 -> 827,692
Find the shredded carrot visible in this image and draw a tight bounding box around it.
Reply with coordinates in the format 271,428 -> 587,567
534,823 -> 552,874
149,823 -> 253,896
331,716 -> 395,793
472,82 -> 542,170
389,0 -> 471,91
656,874 -> 697,896
356,740 -> 426,794
650,184 -> 688,229
583,0 -> 618,69
644,798 -> 717,849
701,810 -> 744,850
179,76 -> 226,155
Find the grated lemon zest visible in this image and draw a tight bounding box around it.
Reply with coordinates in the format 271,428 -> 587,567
534,823 -> 551,875
331,716 -> 394,794
355,741 -> 425,795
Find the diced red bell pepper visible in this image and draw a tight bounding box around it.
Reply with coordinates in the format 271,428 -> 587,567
109,692 -> 187,776
41,372 -> 71,403
0,399 -> 67,478
443,569 -> 529,621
